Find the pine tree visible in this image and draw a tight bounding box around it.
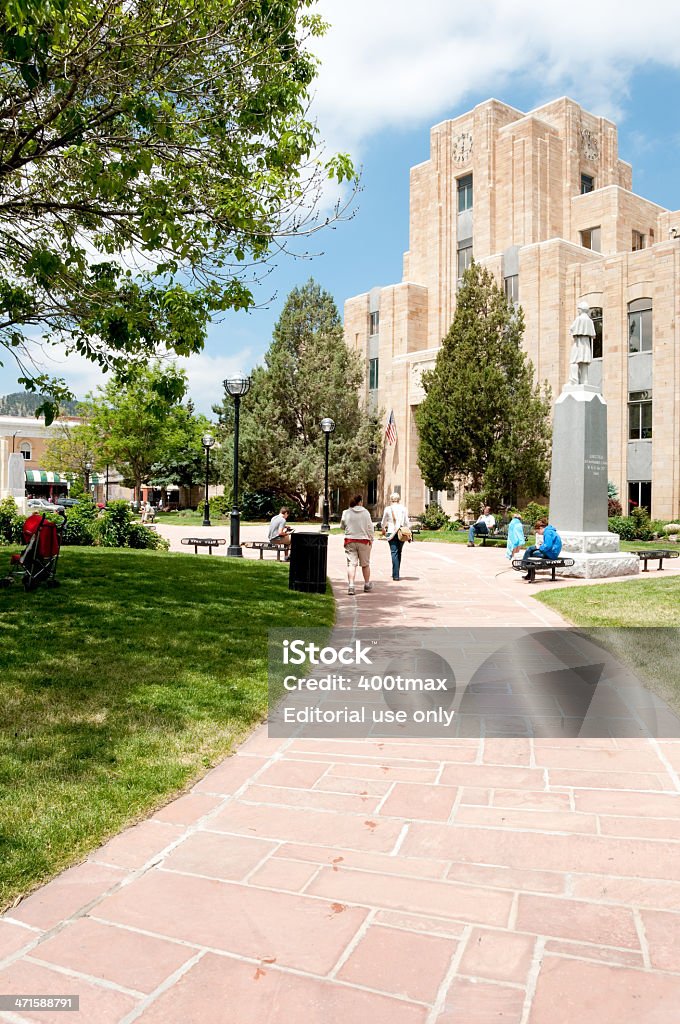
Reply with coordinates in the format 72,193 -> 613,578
217,280 -> 381,516
416,262 -> 551,506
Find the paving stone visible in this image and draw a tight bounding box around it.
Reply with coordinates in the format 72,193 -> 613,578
436,976 -> 525,1023
515,894 -> 640,948
459,927 -> 536,983
135,951 -> 427,1024
161,831 -> 276,882
528,956 -> 680,1023
0,957 -> 137,1022
337,924 -> 457,1002
31,917 -> 195,993
307,867 -> 513,927
95,870 -> 368,974
10,862 -> 126,930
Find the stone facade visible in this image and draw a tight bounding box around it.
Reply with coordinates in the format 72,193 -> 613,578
345,97 -> 680,520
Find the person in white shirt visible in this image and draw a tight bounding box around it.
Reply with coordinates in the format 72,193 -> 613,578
341,495 -> 374,595
381,492 -> 410,581
467,506 -> 496,547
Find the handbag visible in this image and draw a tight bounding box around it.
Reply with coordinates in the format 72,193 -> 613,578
397,526 -> 412,543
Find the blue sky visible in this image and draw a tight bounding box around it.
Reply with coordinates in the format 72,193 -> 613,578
2,1 -> 680,413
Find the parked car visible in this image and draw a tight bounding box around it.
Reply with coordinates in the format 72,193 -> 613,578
53,496 -> 82,508
27,498 -> 65,512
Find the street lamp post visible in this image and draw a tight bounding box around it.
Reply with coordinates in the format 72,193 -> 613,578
320,418 -> 335,533
84,460 -> 93,495
223,375 -> 251,557
201,433 -> 216,527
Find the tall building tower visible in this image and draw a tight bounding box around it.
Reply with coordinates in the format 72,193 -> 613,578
345,97 -> 680,520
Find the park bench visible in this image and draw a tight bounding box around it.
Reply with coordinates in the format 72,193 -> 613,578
242,540 -> 287,560
476,521 -> 530,546
632,548 -> 680,572
511,556 -> 575,583
181,537 -> 227,555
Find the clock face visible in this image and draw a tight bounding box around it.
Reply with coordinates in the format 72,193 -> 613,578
453,131 -> 473,165
580,126 -> 599,163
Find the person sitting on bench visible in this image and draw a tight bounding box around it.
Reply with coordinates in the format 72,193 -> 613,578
520,517 -> 562,578
268,506 -> 292,558
467,506 -> 495,547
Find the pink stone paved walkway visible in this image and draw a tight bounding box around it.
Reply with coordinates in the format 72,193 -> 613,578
1,532 -> 679,1023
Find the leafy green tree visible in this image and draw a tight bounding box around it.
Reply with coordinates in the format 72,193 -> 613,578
416,262 -> 551,506
0,0 -> 356,419
149,404 -> 218,496
216,279 -> 381,516
43,417 -> 100,488
88,363 -> 187,498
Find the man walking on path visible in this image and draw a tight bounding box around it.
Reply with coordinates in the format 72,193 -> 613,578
340,494 -> 374,595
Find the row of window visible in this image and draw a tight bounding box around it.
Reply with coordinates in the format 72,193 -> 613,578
580,227 -> 650,253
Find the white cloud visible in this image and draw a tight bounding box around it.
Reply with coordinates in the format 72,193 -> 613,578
174,348 -> 255,416
311,1 -> 680,158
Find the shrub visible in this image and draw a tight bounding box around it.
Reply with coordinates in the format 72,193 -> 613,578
608,515 -> 636,541
93,500 -> 135,547
62,501 -> 98,546
240,490 -> 283,521
631,506 -> 653,541
206,494 -> 231,518
127,523 -> 170,550
663,523 -> 680,537
420,502 -> 450,531
608,498 -> 623,516
521,502 -> 549,526
461,492 -> 484,518
0,497 -> 24,544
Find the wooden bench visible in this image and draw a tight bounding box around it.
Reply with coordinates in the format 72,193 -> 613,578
181,537 -> 226,555
512,556 -> 575,583
242,540 -> 286,561
632,548 -> 680,572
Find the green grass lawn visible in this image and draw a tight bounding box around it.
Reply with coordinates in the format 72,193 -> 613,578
536,577 -> 680,713
0,547 -> 333,912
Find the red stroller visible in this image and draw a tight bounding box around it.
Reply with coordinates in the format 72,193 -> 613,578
0,511 -> 66,591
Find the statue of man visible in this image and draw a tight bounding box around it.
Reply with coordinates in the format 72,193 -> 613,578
568,300 -> 596,385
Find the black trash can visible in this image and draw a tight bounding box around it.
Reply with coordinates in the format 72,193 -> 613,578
288,532 -> 328,593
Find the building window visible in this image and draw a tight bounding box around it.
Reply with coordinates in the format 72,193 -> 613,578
628,391 -> 652,439
632,230 -> 646,251
19,442 -> 32,461
580,173 -> 594,194
628,298 -> 652,353
504,275 -> 518,304
457,174 -> 473,212
628,481 -> 651,515
369,311 -> 379,335
367,479 -> 378,505
446,489 -> 456,501
580,226 -> 601,252
368,357 -> 379,391
457,239 -> 473,280
590,307 -> 603,359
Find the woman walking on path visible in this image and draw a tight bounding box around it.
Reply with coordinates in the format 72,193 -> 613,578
381,492 -> 410,581
340,495 -> 374,595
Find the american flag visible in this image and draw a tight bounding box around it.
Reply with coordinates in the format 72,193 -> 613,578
385,409 -> 397,445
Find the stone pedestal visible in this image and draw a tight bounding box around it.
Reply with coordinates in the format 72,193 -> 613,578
549,386 -> 638,579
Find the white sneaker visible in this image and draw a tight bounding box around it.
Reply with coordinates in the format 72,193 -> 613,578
363,582 -> 373,592
348,585 -> 355,595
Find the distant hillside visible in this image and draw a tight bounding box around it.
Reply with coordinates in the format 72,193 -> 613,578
0,392 -> 81,418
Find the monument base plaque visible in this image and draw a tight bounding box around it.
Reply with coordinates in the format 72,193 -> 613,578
558,531 -> 639,578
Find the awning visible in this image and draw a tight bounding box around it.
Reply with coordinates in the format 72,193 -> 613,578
25,470 -> 69,483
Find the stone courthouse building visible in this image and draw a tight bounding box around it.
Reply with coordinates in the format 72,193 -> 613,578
344,97 -> 680,520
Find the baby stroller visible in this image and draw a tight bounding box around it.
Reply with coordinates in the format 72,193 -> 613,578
0,511 -> 66,591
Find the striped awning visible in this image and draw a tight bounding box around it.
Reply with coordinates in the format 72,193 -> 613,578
25,470 -> 68,483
